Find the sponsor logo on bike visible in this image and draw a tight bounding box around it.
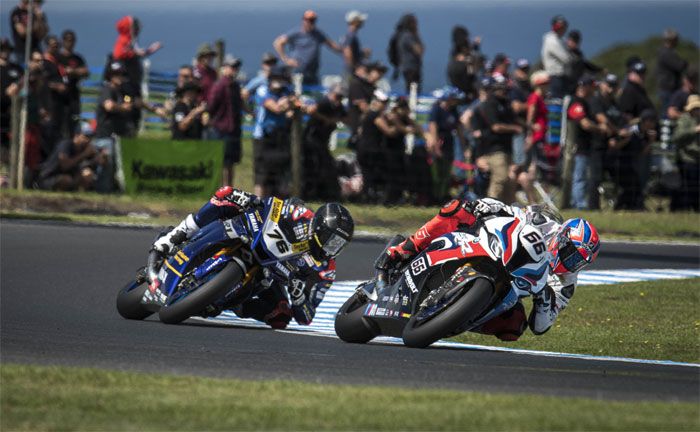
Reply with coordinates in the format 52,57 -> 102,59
404,270 -> 418,293
247,213 -> 260,232
270,198 -> 283,223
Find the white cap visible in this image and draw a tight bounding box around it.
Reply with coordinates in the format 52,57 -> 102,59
345,10 -> 368,23
373,89 -> 389,102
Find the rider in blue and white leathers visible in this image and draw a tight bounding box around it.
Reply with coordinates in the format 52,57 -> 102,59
386,198 -> 600,340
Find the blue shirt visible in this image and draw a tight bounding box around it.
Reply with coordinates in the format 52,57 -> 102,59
340,29 -> 361,71
285,27 -> 329,79
253,84 -> 292,139
244,74 -> 268,98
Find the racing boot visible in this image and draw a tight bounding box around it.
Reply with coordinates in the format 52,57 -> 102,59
152,214 -> 200,254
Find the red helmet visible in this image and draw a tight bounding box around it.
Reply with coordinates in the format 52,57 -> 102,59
549,218 -> 600,275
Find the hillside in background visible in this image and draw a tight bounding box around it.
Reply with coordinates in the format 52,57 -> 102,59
591,36 -> 699,108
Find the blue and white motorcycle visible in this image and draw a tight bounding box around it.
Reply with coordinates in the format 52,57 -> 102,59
116,197 -> 308,324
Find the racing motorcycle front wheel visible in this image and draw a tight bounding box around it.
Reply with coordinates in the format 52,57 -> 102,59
335,291 -> 379,344
116,267 -> 154,320
158,261 -> 244,325
402,278 -> 493,348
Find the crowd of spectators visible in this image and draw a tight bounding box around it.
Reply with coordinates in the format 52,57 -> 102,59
1,3 -> 698,212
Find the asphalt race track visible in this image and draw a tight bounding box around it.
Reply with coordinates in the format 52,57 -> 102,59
1,220 -> 698,402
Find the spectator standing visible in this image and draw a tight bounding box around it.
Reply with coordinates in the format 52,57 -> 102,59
426,87 -> 465,202
657,29 -> 688,118
24,62 -> 51,186
95,61 -> 132,138
521,70 -> 550,203
37,122 -> 105,191
564,30 -> 602,95
618,60 -> 655,121
563,75 -> 606,210
163,65 -> 195,114
208,56 -> 243,186
42,35 -> 69,145
481,76 -> 521,202
395,14 -> 424,93
384,97 -> 422,204
193,43 -> 218,104
242,52 -> 278,104
446,34 -> 480,103
252,66 -> 298,197
58,30 -> 88,138
1,38 -> 23,155
302,84 -> 347,200
510,58 -> 530,187
341,10 -> 368,74
541,15 -> 571,98
670,94 -> 700,212
112,15 -> 162,94
667,67 -> 698,120
347,61 -> 387,147
171,82 -> 205,140
589,73 -> 626,209
356,89 -> 390,201
10,0 -> 49,64
273,10 -> 341,86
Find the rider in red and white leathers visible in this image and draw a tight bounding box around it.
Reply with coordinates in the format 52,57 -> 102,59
386,198 -> 600,341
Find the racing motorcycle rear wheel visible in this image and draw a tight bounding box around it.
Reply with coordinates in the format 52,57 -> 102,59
335,291 -> 379,344
116,267 -> 154,320
159,261 -> 244,324
402,278 -> 493,348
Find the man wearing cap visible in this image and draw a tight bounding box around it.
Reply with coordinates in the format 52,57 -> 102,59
252,65 -> 301,196
481,75 -> 522,203
341,10 -> 368,74
1,38 -> 23,155
302,84 -> 347,200
273,10 -> 342,86
171,82 -> 206,140
427,86 -> 466,202
37,122 -> 106,192
618,59 -> 655,122
670,94 -> 700,211
242,52 -> 278,105
657,28 -> 688,118
541,15 -> 572,98
194,43 -> 218,105
347,61 -> 385,147
95,61 -> 132,138
563,75 -> 607,209
208,56 -> 243,186
589,73 -> 626,209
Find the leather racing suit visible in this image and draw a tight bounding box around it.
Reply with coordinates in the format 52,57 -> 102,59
388,198 -> 577,341
154,186 -> 335,329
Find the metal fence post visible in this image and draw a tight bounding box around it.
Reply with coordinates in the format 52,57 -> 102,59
291,73 -> 303,197
16,6 -> 33,190
140,58 -> 150,135
405,82 -> 418,155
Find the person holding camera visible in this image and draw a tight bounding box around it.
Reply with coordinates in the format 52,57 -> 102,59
171,82 -> 206,140
252,65 -> 303,197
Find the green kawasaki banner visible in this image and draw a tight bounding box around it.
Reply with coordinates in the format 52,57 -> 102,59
120,138 -> 223,199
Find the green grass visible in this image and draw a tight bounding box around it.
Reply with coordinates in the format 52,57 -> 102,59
453,279 -> 700,363
1,364 -> 698,431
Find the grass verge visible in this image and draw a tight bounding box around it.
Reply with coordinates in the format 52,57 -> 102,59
453,279 -> 700,363
2,188 -> 699,242
2,363 -> 698,431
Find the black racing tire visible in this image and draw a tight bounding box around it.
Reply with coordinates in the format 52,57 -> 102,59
158,261 -> 243,325
116,272 -> 154,320
334,292 -> 378,344
402,278 -> 494,348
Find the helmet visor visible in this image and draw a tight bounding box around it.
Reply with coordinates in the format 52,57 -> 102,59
559,239 -> 587,273
322,233 -> 348,258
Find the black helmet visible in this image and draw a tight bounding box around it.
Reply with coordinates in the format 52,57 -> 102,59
309,203 -> 354,261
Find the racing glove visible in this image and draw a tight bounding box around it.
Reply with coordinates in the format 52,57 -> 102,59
287,277 -> 307,306
386,238 -> 418,262
152,214 -> 199,254
467,198 -> 511,219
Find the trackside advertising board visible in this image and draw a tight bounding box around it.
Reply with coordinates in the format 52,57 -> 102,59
120,139 -> 223,199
